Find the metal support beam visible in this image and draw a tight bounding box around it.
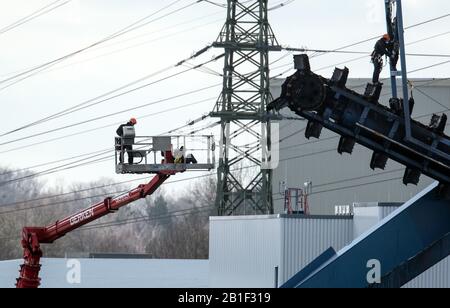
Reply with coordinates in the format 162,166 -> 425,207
396,0 -> 412,139
384,0 -> 398,98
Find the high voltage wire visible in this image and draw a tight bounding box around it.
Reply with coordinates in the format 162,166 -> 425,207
283,47 -> 450,58
0,0 -> 186,84
1,10 -> 448,140
0,0 -> 71,36
0,54 -> 443,172
0,97 -> 218,186
312,13 -> 450,56
0,45 -> 216,138
36,18 -> 224,78
275,29 -> 450,76
0,17 -> 448,208
0,81 -> 220,147
0,142 -> 427,217
2,2 -> 447,243
0,148 -> 112,176
3,120 -> 449,215
0,205 -> 214,241
0,0 -> 201,91
0,11 -> 224,79
274,14 -> 450,79
0,96 -> 216,155
0,52 -> 294,154
0,206 -> 213,240
0,68 -> 446,192
348,60 -> 450,91
0,173 -> 213,214
79,206 -> 213,232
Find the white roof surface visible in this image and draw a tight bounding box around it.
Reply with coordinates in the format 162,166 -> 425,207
0,258 -> 208,288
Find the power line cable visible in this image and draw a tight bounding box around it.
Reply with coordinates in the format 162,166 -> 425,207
0,45 -> 216,138
0,76 -> 219,146
0,0 -> 200,91
2,115 -> 447,216
0,97 -> 217,186
0,0 -> 71,36
40,18 -> 224,77
0,205 -> 214,241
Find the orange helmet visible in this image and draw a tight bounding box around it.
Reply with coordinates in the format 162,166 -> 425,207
383,34 -> 391,41
130,118 -> 137,125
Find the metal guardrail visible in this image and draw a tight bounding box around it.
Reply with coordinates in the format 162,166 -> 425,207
114,135 -> 215,174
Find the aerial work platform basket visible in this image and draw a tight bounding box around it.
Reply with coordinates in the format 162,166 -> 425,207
115,134 -> 216,174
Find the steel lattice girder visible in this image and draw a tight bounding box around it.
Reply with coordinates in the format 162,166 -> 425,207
212,0 -> 279,216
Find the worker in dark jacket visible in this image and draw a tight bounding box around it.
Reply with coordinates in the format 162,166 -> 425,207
371,34 -> 394,84
116,118 -> 137,164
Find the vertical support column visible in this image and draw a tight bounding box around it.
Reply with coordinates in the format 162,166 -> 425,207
396,0 -> 412,139
385,0 -> 398,98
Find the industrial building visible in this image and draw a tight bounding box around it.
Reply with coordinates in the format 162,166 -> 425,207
2,199 -> 447,288
209,200 -> 450,288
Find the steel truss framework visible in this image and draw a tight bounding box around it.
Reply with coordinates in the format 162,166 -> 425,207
211,0 -> 281,215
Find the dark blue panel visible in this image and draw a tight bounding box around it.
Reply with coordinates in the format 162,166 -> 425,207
296,183 -> 450,288
281,247 -> 336,288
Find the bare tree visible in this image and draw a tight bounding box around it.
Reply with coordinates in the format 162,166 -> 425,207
0,166 -> 218,261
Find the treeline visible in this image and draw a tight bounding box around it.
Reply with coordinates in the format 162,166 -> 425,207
0,167 -> 216,261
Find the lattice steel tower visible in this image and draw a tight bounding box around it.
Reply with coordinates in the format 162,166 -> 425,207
211,0 -> 281,216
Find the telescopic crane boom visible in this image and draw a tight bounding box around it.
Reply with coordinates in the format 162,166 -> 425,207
16,169 -> 176,288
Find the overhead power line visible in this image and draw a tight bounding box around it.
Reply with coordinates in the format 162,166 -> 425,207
282,47 -> 450,58
0,54 -> 290,154
0,44 -> 216,139
0,0 -> 200,90
275,29 -> 450,76
3,117 -> 449,215
0,54 -> 443,185
0,85 -> 219,148
314,13 -> 450,55
37,18 -> 224,78
0,0 -> 71,36
0,205 -> 214,241
273,14 -> 450,79
0,75 -> 446,191
0,97 -> 217,186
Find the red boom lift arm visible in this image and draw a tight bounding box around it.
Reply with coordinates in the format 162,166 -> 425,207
16,170 -> 176,288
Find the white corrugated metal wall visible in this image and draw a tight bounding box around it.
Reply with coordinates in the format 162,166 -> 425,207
209,209 -> 449,287
209,215 -> 353,288
209,216 -> 282,288
280,216 -> 353,284
404,258 -> 450,288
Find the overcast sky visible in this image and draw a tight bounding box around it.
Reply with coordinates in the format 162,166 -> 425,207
0,0 -> 449,194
